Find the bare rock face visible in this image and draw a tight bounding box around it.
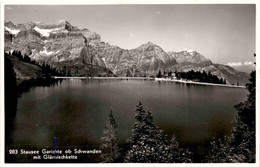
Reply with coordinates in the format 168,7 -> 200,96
4,20 -> 112,77
81,29 -> 101,41
15,29 -> 42,42
4,20 -> 249,84
4,30 -> 13,44
127,42 -> 178,76
91,41 -> 178,77
168,50 -> 212,65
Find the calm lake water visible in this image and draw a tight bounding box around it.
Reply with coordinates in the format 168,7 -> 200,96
11,79 -> 248,162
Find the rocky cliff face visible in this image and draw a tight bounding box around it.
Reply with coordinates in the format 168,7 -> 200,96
91,41 -> 178,77
128,42 -> 177,76
4,20 -> 114,77
4,20 -> 249,84
168,50 -> 212,65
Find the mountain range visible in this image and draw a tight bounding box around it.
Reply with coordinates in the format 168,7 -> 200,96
4,20 -> 249,85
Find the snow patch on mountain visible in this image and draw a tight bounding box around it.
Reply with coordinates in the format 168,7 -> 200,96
40,48 -> 54,55
101,57 -> 107,67
59,57 -> 66,62
42,40 -> 49,43
176,49 -> 195,53
184,49 -> 195,53
5,26 -> 20,35
34,26 -> 62,37
40,47 -> 59,56
52,29 -> 69,34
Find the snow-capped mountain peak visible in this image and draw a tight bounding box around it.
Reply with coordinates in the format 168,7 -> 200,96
4,20 -> 249,84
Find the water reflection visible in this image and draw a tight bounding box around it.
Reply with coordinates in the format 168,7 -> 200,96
7,79 -> 248,162
6,79 -> 63,145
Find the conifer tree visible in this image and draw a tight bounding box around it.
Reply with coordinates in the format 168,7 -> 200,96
206,54 -> 256,163
168,135 -> 192,163
178,148 -> 193,163
100,110 -> 120,162
156,70 -> 162,78
167,135 -> 180,162
124,102 -> 168,163
206,137 -> 232,162
229,55 -> 256,162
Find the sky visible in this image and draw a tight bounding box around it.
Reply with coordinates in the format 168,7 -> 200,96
5,5 -> 256,70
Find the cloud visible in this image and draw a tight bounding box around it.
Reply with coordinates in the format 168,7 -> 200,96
244,61 -> 254,65
227,61 -> 254,67
227,62 -> 242,66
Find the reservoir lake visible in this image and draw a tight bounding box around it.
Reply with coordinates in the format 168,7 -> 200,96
11,79 -> 248,162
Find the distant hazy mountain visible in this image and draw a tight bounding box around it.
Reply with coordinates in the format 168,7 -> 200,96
228,65 -> 255,74
168,50 -> 249,85
4,20 -> 249,85
168,50 -> 212,65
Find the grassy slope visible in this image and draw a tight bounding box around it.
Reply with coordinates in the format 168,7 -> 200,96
8,55 -> 46,81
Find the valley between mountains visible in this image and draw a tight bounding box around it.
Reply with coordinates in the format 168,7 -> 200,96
4,20 -> 249,85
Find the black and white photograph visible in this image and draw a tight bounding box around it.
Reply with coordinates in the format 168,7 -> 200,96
2,2 -> 258,165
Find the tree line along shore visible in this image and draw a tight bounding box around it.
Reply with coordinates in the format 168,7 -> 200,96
5,50 -> 246,89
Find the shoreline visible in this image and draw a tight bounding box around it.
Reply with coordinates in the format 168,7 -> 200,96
154,78 -> 246,88
53,76 -> 153,80
53,76 -> 246,89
